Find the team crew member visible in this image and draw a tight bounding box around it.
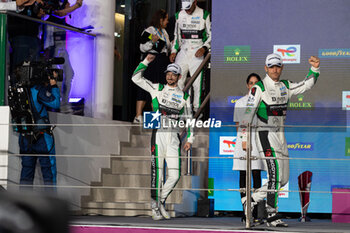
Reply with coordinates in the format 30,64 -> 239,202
19,72 -> 61,187
233,73 -> 265,222
241,54 -> 320,227
132,54 -> 194,220
133,9 -> 171,123
169,0 -> 211,113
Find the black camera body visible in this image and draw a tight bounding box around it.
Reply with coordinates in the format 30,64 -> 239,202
15,57 -> 65,86
8,57 -> 64,135
31,0 -> 67,16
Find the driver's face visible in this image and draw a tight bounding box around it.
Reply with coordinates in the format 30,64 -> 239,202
265,65 -> 283,82
166,72 -> 179,86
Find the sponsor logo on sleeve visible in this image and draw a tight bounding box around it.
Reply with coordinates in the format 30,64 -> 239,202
251,87 -> 256,96
265,149 -> 272,157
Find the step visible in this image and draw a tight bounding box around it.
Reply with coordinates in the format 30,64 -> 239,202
130,134 -> 152,147
130,126 -> 153,135
110,159 -> 199,175
81,201 -> 174,211
81,208 -> 175,217
89,188 -> 183,203
120,147 -> 151,157
130,126 -> 209,136
126,134 -> 209,148
111,160 -> 150,175
120,146 -> 207,159
100,174 -> 195,189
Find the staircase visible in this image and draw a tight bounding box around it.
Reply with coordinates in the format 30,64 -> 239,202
81,126 -> 209,217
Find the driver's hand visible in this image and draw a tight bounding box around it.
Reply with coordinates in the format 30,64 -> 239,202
146,54 -> 156,62
184,142 -> 191,151
49,78 -> 57,86
242,141 -> 247,151
49,71 -> 58,86
76,0 -> 83,7
169,53 -> 177,62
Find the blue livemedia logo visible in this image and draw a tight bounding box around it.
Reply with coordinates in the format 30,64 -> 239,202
143,111 -> 161,129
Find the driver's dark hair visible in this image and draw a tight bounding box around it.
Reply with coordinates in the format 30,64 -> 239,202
246,73 -> 261,84
149,9 -> 168,29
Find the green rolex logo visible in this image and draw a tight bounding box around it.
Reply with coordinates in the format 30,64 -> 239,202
289,95 -> 313,110
224,46 -> 251,64
234,48 -> 240,56
345,137 -> 350,156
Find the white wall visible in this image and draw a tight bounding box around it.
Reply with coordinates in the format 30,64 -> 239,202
0,107 -> 9,188
67,0 -> 116,120
7,112 -> 131,210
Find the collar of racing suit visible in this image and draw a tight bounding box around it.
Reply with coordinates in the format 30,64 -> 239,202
185,4 -> 198,15
265,74 -> 285,89
164,84 -> 181,92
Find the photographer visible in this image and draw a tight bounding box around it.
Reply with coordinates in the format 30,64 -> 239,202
17,70 -> 60,188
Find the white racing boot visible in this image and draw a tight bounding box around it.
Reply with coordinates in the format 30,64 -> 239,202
159,201 -> 171,219
266,213 -> 288,227
133,115 -> 143,124
151,200 -> 163,220
242,197 -> 257,224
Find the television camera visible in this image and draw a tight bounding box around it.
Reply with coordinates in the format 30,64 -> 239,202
13,57 -> 65,86
8,57 -> 64,135
30,0 -> 68,16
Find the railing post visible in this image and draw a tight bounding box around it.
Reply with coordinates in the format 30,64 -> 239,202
0,13 -> 7,106
245,123 -> 252,228
186,146 -> 193,175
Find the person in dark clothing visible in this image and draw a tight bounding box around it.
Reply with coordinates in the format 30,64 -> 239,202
133,9 -> 171,123
8,0 -> 45,70
18,71 -> 60,187
43,0 -> 83,113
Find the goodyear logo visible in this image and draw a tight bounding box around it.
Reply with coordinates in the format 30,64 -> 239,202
224,46 -> 251,63
319,49 -> 350,58
287,142 -> 314,151
227,96 -> 242,106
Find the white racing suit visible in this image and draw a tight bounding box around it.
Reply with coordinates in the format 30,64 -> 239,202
172,6 -> 211,112
132,59 -> 194,206
242,66 -> 320,214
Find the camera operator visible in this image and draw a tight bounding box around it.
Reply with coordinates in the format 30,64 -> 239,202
44,0 -> 83,113
17,70 -> 60,188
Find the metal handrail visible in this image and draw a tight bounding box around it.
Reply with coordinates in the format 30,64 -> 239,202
183,52 -> 211,93
0,10 -> 96,37
180,53 -> 211,176
246,123 -> 252,228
